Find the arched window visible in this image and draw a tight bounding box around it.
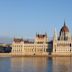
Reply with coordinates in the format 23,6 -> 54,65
70,49 -> 71,52
55,49 -> 56,52
70,43 -> 71,47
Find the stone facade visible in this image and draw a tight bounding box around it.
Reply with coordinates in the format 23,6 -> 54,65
11,22 -> 72,56
12,33 -> 48,56
53,22 -> 72,55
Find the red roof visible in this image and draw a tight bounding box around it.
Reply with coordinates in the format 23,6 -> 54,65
60,23 -> 69,33
14,38 -> 23,43
36,34 -> 47,38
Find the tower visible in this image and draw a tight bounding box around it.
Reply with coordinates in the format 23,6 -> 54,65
58,21 -> 71,41
53,28 -> 57,53
53,28 -> 57,41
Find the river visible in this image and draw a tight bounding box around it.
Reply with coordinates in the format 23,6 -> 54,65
0,57 -> 72,72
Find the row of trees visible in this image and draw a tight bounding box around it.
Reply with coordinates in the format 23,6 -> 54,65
0,46 -> 12,53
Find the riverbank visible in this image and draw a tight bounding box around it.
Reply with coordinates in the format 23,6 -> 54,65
0,53 -> 72,57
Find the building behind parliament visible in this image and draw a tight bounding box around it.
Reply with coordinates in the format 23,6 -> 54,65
11,22 -> 72,56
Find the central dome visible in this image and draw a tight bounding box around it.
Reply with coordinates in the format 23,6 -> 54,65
60,22 -> 69,34
58,22 -> 70,41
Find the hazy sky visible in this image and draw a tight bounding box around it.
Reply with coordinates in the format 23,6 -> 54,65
0,0 -> 72,38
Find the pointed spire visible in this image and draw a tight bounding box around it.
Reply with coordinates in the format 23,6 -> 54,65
64,20 -> 66,26
53,28 -> 57,41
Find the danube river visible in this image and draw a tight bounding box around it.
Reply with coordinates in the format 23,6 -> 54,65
0,57 -> 72,72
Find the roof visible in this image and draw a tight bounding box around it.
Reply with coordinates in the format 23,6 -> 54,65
36,34 -> 47,38
60,22 -> 69,34
24,39 -> 34,44
13,38 -> 23,43
13,38 -> 34,44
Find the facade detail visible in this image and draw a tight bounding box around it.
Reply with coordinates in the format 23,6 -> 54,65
12,33 -> 48,56
53,22 -> 72,55
11,22 -> 72,56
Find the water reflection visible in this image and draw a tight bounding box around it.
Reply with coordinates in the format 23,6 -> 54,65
0,57 -> 11,72
52,57 -> 72,72
48,57 -> 53,72
0,57 -> 72,72
11,57 -> 48,72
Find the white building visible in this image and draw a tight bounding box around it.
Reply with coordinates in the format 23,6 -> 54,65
12,33 -> 48,56
53,22 -> 72,55
11,21 -> 72,56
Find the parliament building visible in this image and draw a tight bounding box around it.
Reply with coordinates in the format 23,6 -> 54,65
53,22 -> 72,55
11,22 -> 72,56
12,33 -> 48,56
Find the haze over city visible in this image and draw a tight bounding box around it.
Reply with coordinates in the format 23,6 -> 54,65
0,0 -> 72,38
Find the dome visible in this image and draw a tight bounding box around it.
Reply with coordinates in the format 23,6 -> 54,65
58,22 -> 70,41
60,22 -> 69,34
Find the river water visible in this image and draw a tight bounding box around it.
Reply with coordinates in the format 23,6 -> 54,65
0,57 -> 72,72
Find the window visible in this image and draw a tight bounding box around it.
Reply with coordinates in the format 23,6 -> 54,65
70,43 -> 71,47
55,49 -> 56,52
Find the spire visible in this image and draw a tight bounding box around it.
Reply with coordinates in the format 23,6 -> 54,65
64,20 -> 66,26
53,28 -> 57,41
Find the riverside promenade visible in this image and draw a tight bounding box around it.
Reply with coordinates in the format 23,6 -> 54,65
0,53 -> 72,57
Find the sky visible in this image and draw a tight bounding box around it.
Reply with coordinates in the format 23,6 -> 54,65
0,0 -> 72,38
